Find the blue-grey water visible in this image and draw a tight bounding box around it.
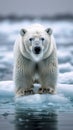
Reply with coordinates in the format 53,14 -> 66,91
0,19 -> 73,130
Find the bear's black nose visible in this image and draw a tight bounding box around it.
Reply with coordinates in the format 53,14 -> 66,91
34,46 -> 41,54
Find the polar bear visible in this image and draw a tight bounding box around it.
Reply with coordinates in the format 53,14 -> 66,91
13,24 -> 58,96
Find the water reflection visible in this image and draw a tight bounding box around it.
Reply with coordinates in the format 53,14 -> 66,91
15,107 -> 58,130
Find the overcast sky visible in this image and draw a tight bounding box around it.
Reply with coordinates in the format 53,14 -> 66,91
0,0 -> 73,17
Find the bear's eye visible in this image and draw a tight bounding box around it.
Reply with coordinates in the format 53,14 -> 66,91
40,37 -> 45,41
29,38 -> 34,41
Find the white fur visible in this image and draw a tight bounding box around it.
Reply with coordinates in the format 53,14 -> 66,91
13,24 -> 58,96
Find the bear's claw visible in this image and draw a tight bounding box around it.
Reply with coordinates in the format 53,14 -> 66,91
25,89 -> 34,95
16,88 -> 34,96
38,87 -> 54,94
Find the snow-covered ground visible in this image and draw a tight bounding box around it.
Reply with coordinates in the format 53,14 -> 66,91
0,19 -> 73,114
0,81 -> 73,114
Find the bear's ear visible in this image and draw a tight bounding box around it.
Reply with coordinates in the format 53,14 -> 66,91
20,29 -> 27,36
45,28 -> 52,35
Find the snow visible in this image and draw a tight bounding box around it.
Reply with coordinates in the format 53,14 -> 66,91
0,81 -> 73,112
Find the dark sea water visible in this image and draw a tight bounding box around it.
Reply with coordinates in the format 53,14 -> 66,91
0,19 -> 73,130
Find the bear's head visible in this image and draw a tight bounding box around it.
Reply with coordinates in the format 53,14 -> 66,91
19,24 -> 53,62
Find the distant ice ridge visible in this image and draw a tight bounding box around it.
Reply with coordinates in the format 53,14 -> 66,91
0,81 -> 73,112
0,20 -> 73,43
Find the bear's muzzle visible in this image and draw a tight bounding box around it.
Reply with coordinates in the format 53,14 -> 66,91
33,46 -> 41,54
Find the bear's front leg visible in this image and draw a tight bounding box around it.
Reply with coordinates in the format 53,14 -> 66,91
38,72 -> 57,94
14,72 -> 34,96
